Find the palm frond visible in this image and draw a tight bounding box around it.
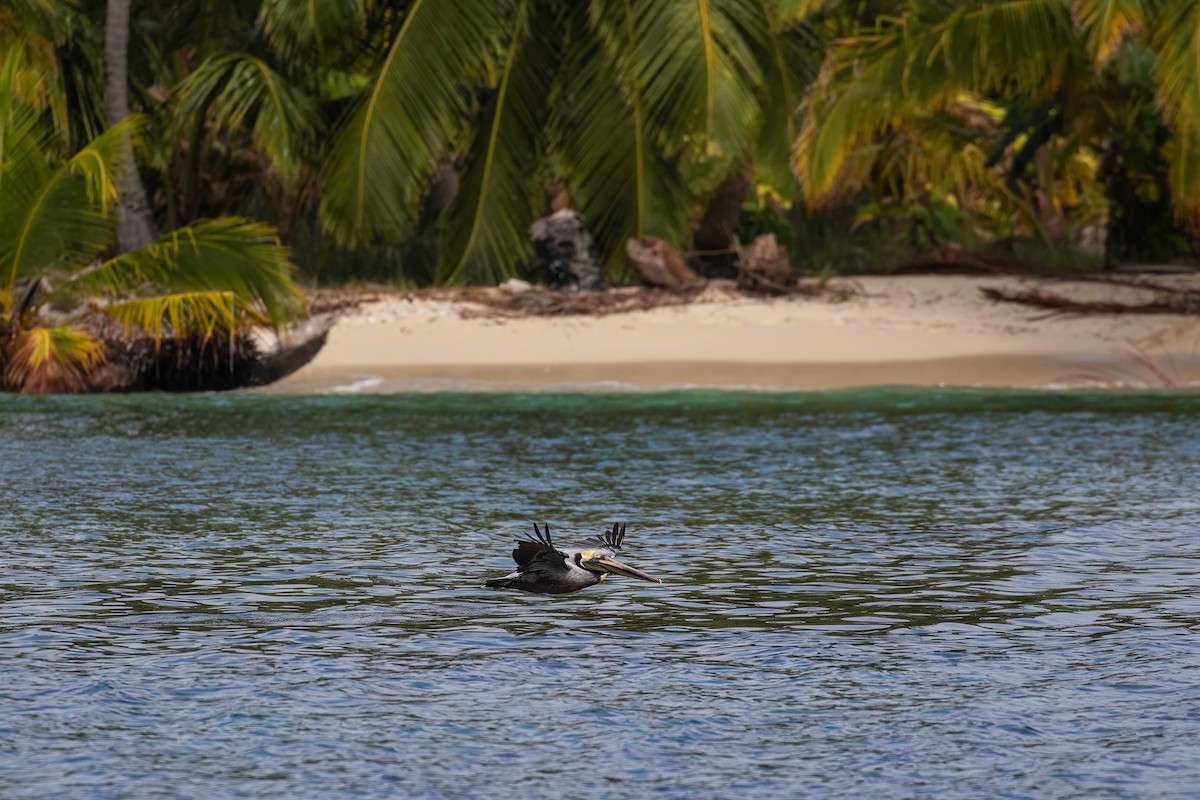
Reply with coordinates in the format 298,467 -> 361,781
754,7 -> 821,198
258,0 -> 375,61
1071,0 -> 1146,68
773,0 -> 839,26
795,0 -> 1072,204
436,0 -> 557,285
632,0 -> 767,172
4,325 -> 105,393
99,291 -> 264,343
560,1 -> 693,274
0,116 -> 133,291
1153,0 -> 1200,227
0,20 -> 71,136
68,218 -> 303,326
174,53 -> 320,190
0,46 -> 45,178
319,0 -> 518,245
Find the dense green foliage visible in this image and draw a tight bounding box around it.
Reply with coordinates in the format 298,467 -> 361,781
4,0 -> 1200,294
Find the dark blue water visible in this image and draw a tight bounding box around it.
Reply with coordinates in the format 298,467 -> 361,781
2,390 -> 1200,799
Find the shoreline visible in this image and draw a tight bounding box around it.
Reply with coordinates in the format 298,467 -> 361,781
273,276 -> 1200,392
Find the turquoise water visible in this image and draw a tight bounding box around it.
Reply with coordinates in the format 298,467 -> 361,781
2,390 -> 1200,798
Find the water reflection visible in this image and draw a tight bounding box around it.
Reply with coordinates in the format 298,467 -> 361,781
2,391 -> 1200,798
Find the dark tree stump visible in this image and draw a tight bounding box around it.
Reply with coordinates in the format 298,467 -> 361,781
529,209 -> 604,291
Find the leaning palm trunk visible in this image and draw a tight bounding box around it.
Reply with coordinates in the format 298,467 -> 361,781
104,0 -> 157,252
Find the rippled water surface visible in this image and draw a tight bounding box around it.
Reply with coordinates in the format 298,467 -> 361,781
3,390 -> 1200,799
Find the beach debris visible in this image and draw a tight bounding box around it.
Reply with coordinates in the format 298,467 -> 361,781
528,209 -> 604,292
499,278 -> 533,294
625,236 -> 702,293
980,285 -> 1200,315
737,234 -> 793,294
460,286 -> 703,319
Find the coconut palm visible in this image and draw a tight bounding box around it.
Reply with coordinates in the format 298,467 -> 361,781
308,0 -> 828,283
0,50 -> 303,393
794,0 -> 1200,262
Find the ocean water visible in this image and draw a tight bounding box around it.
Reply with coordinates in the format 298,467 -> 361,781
2,390 -> 1199,799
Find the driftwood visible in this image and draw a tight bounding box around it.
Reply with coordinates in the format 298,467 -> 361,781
737,234 -> 792,294
980,286 -> 1200,315
529,209 -> 604,291
625,236 -> 701,292
460,286 -> 703,319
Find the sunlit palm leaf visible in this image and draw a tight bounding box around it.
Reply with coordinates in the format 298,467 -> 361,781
1153,0 -> 1200,227
175,53 -> 320,189
258,0 -> 375,61
71,218 -> 303,326
4,325 -> 105,393
632,0 -> 767,172
795,0 -> 1072,204
437,0 -> 557,284
99,290 -> 265,343
0,115 -> 132,291
1071,0 -> 1146,68
319,0 -> 518,245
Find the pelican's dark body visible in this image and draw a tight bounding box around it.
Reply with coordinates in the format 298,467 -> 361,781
485,523 -> 659,594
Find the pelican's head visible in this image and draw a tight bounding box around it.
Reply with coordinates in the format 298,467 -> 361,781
576,550 -> 661,583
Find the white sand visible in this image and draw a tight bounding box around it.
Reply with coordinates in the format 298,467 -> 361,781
272,276 -> 1200,392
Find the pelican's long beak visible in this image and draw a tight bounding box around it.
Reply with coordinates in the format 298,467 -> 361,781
585,554 -> 661,583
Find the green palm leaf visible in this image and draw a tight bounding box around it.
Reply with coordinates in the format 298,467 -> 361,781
559,1 -> 693,273
319,0 -> 518,245
0,19 -> 72,137
1152,0 -> 1200,226
754,6 -> 821,198
436,0 -> 558,285
631,0 -> 767,173
174,53 -> 321,190
795,0 -> 1072,204
773,0 -> 839,26
258,0 -> 375,61
0,115 -> 132,291
70,218 -> 303,326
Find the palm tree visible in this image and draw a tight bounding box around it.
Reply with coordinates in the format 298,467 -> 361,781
0,48 -> 303,393
793,0 -> 1200,263
306,0 -> 826,283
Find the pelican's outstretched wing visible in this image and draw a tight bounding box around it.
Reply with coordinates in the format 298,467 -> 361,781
576,522 -> 627,552
512,522 -> 568,573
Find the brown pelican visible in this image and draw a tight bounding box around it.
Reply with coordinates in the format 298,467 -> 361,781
485,523 -> 661,594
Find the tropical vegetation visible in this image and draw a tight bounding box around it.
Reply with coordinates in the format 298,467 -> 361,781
3,0 -> 1200,354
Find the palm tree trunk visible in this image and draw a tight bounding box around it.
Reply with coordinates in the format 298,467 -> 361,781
105,0 -> 157,252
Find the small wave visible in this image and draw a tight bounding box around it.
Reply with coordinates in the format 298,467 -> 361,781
329,375 -> 384,393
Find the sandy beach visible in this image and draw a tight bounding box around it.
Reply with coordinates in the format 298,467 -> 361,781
273,275 -> 1200,392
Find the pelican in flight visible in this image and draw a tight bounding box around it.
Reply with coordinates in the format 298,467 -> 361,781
485,522 -> 661,594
